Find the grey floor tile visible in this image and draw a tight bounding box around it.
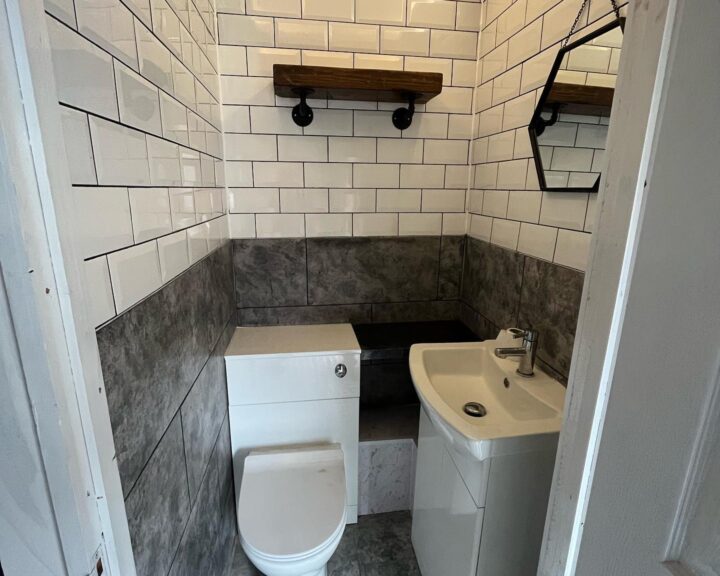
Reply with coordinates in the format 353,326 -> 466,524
361,559 -> 421,576
226,512 -> 418,576
227,540 -> 262,576
356,512 -> 416,567
329,560 -> 362,576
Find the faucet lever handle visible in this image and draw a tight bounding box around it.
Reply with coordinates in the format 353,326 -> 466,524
523,329 -> 539,343
508,327 -> 539,343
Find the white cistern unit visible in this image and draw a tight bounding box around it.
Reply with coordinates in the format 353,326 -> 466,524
225,324 -> 360,576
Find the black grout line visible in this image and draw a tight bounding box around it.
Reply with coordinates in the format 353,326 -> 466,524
121,305 -> 231,505
218,5 -> 482,34
102,253 -> 119,319
177,410 -> 192,504
46,10 -> 222,123
83,213 -> 226,263
59,101 -> 224,163
73,183 -> 224,189
216,37 -> 479,62
304,237 -> 310,305
110,58 -> 122,121
79,110 -> 102,185
157,0 -> 219,77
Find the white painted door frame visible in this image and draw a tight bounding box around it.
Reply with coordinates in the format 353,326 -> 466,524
0,0 -> 136,573
538,2 -> 677,573
540,0 -> 720,574
0,3 -> 94,569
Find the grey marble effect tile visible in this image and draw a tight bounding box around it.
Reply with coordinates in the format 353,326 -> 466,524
97,244 -> 233,496
307,237 -> 441,305
125,414 -> 191,576
169,417 -> 234,576
181,320 -> 234,499
370,300 -> 459,323
461,237 -> 525,329
204,243 -> 237,349
536,357 -> 568,386
358,441 -> 417,516
518,257 -> 584,379
438,236 -> 465,300
215,489 -> 239,574
226,512 -> 419,576
458,302 -> 499,341
233,239 -> 307,308
229,546 -> 295,576
226,538 -> 261,576
237,304 -> 372,326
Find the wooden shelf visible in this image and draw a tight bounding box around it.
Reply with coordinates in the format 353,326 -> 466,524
545,82 -> 615,116
273,64 -> 443,104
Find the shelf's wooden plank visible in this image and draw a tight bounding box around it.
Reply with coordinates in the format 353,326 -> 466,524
544,82 -> 615,116
273,64 -> 443,104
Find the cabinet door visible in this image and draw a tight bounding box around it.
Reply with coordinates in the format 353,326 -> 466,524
412,409 -> 483,576
476,448 -> 556,576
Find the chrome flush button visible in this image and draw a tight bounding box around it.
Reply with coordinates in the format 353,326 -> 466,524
335,364 -> 347,378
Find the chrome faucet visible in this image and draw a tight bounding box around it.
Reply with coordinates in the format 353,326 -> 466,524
494,329 -> 539,377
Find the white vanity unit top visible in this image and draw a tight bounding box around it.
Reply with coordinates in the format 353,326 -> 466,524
225,324 -> 360,358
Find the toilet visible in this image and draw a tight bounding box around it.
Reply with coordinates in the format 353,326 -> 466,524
225,324 -> 361,576
237,445 -> 347,576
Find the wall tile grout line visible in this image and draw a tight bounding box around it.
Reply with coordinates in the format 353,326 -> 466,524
57,100 -> 224,162
118,306 -> 233,504
46,10 -> 223,128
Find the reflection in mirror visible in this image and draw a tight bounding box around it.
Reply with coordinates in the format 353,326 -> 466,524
529,20 -> 624,192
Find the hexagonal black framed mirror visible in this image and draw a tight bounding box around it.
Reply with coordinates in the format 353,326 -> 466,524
529,18 -> 625,193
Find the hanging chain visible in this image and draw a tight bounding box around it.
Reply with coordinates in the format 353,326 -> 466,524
561,0 -> 621,48
561,0 -> 590,47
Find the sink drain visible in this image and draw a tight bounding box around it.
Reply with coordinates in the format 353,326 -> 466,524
463,402 -> 487,418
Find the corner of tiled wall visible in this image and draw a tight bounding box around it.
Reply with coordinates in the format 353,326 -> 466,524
45,0 -> 230,327
469,0 -> 627,273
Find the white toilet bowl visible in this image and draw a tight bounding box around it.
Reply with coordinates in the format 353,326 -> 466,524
237,445 -> 347,576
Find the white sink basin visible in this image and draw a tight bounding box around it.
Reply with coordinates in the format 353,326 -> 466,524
409,340 -> 566,461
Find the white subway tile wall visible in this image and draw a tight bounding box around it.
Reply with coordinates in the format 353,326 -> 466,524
45,0 -> 227,326
468,0 -> 627,270
49,0 -> 621,327
218,0 -> 482,240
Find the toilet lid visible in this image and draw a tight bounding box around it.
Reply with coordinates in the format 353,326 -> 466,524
238,444 -> 347,559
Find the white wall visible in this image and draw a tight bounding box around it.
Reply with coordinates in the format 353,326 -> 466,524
217,0 -> 481,239
469,0 -> 627,272
44,0 -> 227,326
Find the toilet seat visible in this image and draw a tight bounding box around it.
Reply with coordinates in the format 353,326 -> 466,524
237,445 -> 347,562
241,513 -> 346,563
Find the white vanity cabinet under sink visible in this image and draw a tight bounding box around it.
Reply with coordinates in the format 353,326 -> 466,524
409,339 -> 564,576
412,408 -> 557,576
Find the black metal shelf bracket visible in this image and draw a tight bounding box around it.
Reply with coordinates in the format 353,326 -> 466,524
392,94 -> 416,130
291,89 -> 314,127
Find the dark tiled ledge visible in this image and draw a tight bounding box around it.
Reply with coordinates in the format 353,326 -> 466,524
353,320 -> 480,363
353,320 -> 480,444
360,404 -> 421,443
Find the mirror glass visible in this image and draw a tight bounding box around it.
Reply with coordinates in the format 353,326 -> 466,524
529,20 -> 624,192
